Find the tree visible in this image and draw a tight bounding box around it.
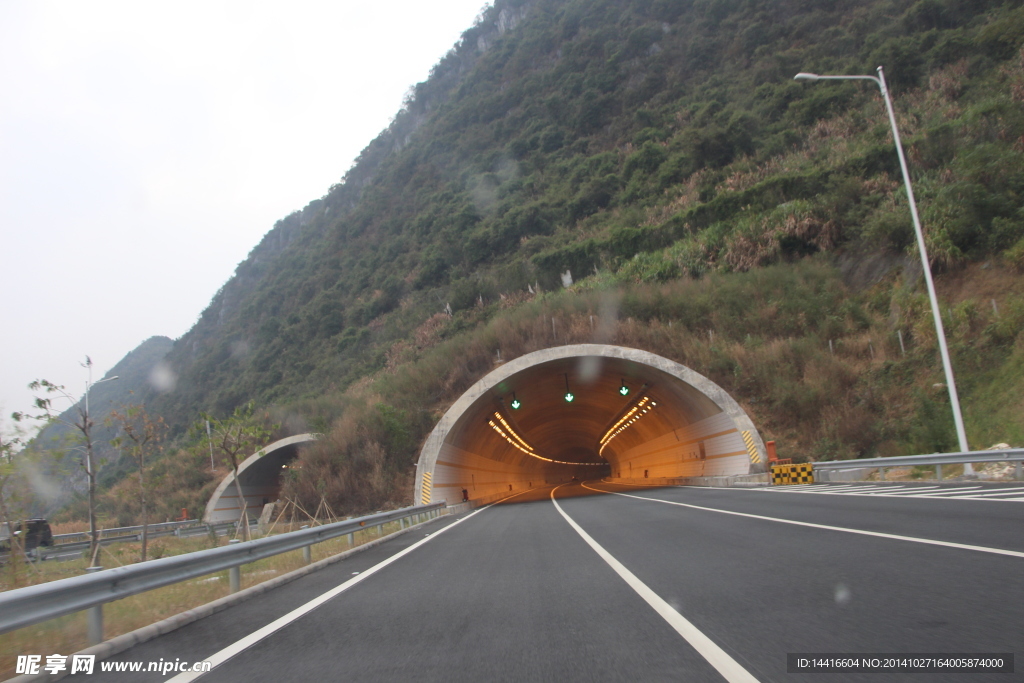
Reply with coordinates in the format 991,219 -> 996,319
194,402 -> 276,541
108,403 -> 166,561
0,420 -> 34,587
12,357 -> 117,564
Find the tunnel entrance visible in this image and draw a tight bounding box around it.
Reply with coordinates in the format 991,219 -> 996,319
203,434 -> 317,524
415,345 -> 766,507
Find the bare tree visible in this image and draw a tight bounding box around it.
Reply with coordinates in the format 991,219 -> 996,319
13,357 -> 118,563
109,403 -> 166,561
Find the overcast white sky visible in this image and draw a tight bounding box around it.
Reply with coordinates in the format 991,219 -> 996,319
1,0 -> 488,424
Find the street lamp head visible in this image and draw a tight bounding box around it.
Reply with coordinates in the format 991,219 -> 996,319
793,72 -> 820,81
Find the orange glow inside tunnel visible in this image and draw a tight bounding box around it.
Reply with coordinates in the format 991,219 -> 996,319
415,346 -> 766,507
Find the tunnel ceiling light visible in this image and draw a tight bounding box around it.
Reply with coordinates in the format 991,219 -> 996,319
492,411 -> 533,452
598,395 -> 657,457
487,414 -> 604,466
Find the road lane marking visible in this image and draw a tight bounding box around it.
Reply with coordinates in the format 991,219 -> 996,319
550,486 -> 760,683
867,486 -> 943,495
582,482 -> 1024,559
762,485 -> 1023,501
952,487 -> 1024,498
165,491 -> 536,682
603,478 -> 1024,502
912,487 -> 987,496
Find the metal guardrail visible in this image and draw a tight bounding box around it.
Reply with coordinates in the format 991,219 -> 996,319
0,502 -> 446,644
32,522 -> 239,559
812,448 -> 1024,481
812,448 -> 1024,470
51,520 -> 200,545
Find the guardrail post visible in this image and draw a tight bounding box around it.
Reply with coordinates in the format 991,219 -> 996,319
227,539 -> 241,592
87,605 -> 103,645
400,517 -> 407,530
302,545 -> 312,564
879,467 -> 886,481
84,565 -> 104,644
1016,461 -> 1022,481
347,532 -> 354,547
935,464 -> 942,480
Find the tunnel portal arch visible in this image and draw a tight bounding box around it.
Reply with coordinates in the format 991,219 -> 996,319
415,345 -> 766,507
203,433 -> 318,523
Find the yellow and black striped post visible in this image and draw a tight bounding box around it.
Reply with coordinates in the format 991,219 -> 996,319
420,471 -> 432,505
742,430 -> 762,466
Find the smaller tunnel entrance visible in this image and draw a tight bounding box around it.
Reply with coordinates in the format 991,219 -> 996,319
416,345 -> 766,506
203,434 -> 317,524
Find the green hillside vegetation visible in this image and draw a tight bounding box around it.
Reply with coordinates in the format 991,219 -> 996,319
67,0 -> 1024,520
85,255 -> 1024,525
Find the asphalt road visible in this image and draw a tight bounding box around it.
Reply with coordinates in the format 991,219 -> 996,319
62,482 -> 1022,682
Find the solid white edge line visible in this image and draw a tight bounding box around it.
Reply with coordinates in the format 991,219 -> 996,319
549,485 -> 759,683
581,482 -> 1024,559
165,491 -> 533,682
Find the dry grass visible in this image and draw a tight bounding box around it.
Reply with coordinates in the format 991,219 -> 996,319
0,519 -> 411,678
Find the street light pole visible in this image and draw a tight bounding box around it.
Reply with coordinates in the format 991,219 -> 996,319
795,66 -> 972,471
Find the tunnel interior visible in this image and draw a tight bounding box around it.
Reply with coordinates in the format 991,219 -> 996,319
417,345 -> 765,507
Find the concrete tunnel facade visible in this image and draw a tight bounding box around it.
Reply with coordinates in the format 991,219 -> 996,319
203,434 -> 318,524
415,345 -> 767,507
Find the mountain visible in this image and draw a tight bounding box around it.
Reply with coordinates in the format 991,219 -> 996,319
148,0 -> 1024,425
85,0 -> 1024,516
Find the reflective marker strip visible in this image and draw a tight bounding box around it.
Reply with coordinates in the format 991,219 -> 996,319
741,431 -> 761,465
582,482 -> 1024,559
165,492 -> 531,682
420,472 -> 432,505
550,486 -> 760,683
